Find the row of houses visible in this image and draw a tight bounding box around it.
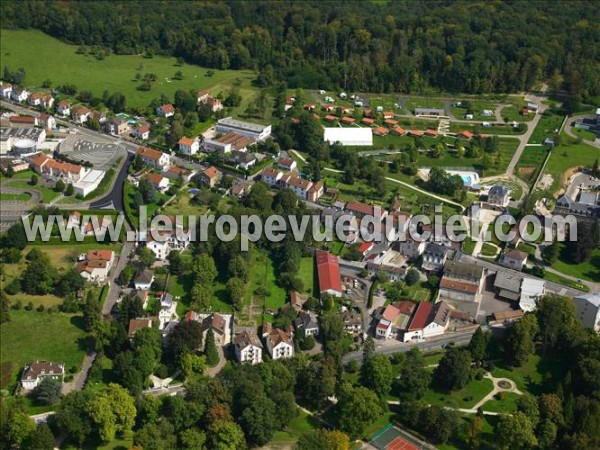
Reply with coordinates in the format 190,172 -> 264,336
260,166 -> 324,202
29,153 -> 107,196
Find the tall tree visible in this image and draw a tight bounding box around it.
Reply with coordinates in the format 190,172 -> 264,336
361,353 -> 393,398
434,347 -> 472,390
204,328 -> 220,367
468,327 -> 489,366
495,412 -> 537,450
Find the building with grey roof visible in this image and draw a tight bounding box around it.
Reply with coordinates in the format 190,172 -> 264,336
216,117 -> 271,141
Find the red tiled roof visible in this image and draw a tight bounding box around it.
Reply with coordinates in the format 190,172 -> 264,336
316,250 -> 343,294
324,115 -> 338,122
137,125 -> 150,133
9,116 -> 36,124
408,302 -> 434,331
178,137 -> 195,146
362,118 -> 375,125
137,146 -> 164,161
384,119 -> 399,126
395,301 -> 415,316
458,130 -> 474,139
160,104 -> 175,113
87,249 -> 114,261
373,127 -> 388,136
145,172 -> 167,186
425,129 -> 438,137
409,130 -> 424,137
382,305 -> 400,321
341,117 -> 355,124
345,201 -> 374,216
440,277 -> 479,294
203,166 -> 220,179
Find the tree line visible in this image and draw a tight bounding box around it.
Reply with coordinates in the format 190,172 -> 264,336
2,1 -> 599,101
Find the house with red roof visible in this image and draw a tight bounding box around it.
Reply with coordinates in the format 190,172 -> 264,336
424,129 -> 438,137
391,126 -> 406,136
144,172 -> 170,192
178,136 -> 199,155
402,301 -> 452,342
324,114 -> 338,122
457,130 -> 474,140
409,130 -> 424,137
136,146 -> 171,170
76,249 -> 115,283
316,250 -> 343,297
56,101 -> 71,116
382,111 -> 394,119
373,126 -> 389,136
384,118 -> 399,127
361,118 -> 375,126
72,106 -> 91,124
341,117 -> 356,125
199,166 -> 222,187
156,104 -> 175,118
133,124 -> 151,140
375,301 -> 415,339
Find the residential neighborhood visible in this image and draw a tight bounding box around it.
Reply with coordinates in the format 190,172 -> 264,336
0,2 -> 599,449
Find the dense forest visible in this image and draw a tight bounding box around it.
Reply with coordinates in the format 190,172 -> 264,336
2,1 -> 599,99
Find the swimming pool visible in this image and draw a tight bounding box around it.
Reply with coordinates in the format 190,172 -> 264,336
188,189 -> 199,195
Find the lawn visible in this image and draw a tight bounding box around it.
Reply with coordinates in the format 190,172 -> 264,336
572,127 -> 597,142
250,251 -> 287,311
124,181 -> 171,229
481,392 -> 521,413
269,409 -> 317,443
0,29 -> 258,109
297,257 -> 315,297
480,242 -> 498,257
517,242 -> 537,255
8,181 -> 61,203
516,145 -> 548,183
162,192 -> 206,220
543,271 -> 589,292
421,378 -> 494,410
490,354 -> 566,395
462,237 -> 475,255
0,310 -> 89,390
544,137 -> 600,193
528,112 -> 565,145
551,245 -> 600,282
501,104 -> 535,122
0,192 -> 31,201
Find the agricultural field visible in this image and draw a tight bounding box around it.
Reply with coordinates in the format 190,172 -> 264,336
515,145 -> 548,183
0,310 -> 89,390
0,29 -> 258,110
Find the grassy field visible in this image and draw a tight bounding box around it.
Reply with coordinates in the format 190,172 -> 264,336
0,192 -> 31,201
572,127 -> 597,142
269,409 -> 316,443
501,104 -> 535,122
528,113 -> 566,145
7,180 -> 61,203
491,354 -> 566,396
481,392 -> 521,413
0,310 -> 89,390
0,29 -> 258,110
551,245 -> 600,282
516,145 -> 548,183
544,137 -> 600,193
297,257 -> 315,297
420,378 -> 494,410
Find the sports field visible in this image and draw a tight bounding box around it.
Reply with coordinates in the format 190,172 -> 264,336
370,424 -> 426,450
0,29 -> 258,109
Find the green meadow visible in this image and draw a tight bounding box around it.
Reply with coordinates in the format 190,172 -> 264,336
0,29 -> 258,109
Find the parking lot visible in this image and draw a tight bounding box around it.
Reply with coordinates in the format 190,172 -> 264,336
60,138 -> 125,171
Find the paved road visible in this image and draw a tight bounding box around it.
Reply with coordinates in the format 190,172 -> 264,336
342,328 -> 478,364
90,153 -> 132,212
506,106 -> 545,177
61,352 -> 97,394
102,234 -> 136,315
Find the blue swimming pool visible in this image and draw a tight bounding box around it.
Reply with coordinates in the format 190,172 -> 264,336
461,175 -> 472,185
188,189 -> 199,195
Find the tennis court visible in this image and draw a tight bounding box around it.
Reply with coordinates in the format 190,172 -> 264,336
370,424 -> 425,450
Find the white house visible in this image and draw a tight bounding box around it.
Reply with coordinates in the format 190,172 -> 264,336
573,293 -> 600,333
421,243 -> 448,271
29,154 -> 87,184
133,125 -> 150,140
278,155 -> 297,171
158,294 -> 178,331
11,87 -> 29,102
178,136 -> 200,155
260,167 -> 283,186
72,106 -> 91,124
144,172 -> 170,192
1,83 -> 12,98
21,361 -> 64,391
266,328 -> 294,360
403,301 -> 452,342
146,230 -> 190,260
234,330 -> 263,364
134,269 -> 155,290
136,147 -> 171,170
56,101 -> 71,117
499,249 -> 528,271
156,104 -> 175,118
76,249 -> 115,283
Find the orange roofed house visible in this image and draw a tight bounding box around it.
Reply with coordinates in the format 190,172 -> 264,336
316,250 -> 343,297
29,154 -> 87,183
76,249 -> 116,283
199,166 -> 222,187
136,146 -> 171,170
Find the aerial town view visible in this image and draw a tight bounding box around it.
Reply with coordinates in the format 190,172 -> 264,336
0,1 -> 599,449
